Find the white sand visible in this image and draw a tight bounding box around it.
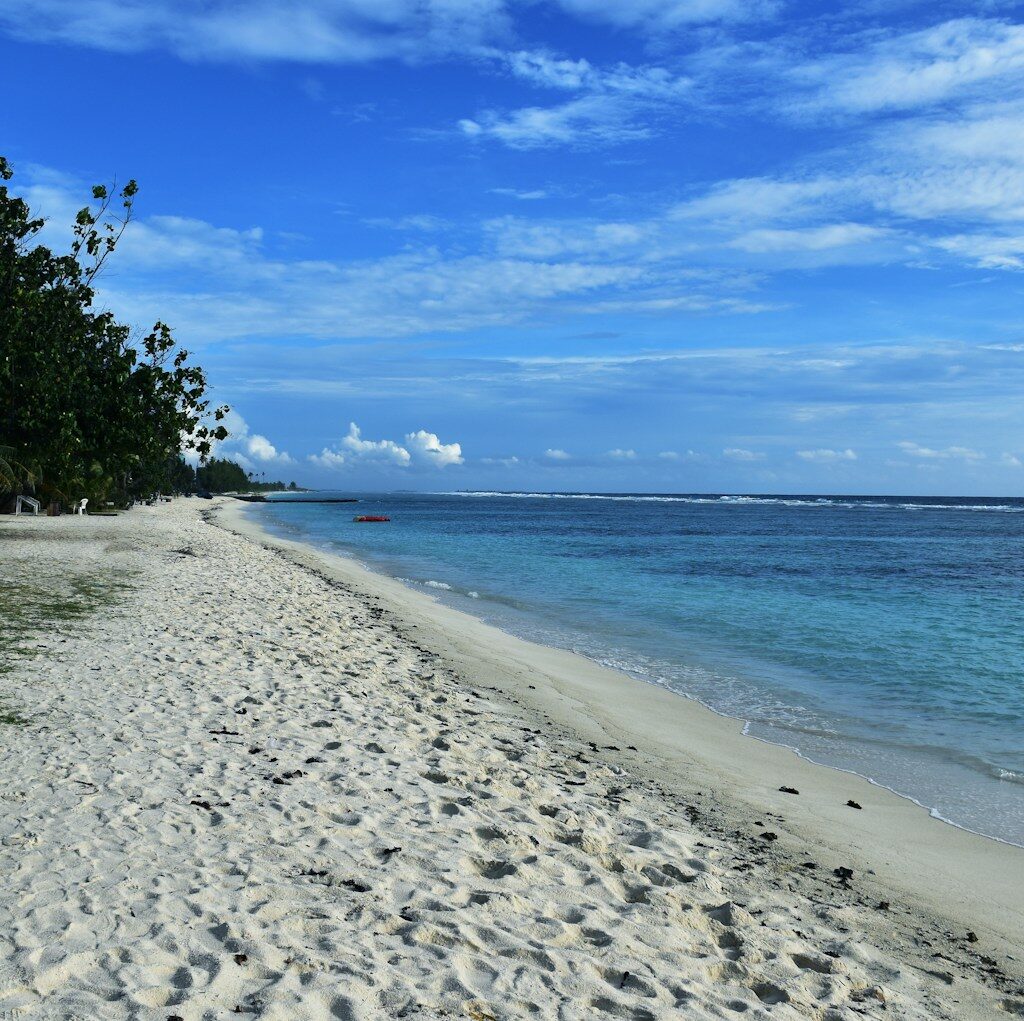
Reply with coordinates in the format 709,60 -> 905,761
0,498 -> 1021,1020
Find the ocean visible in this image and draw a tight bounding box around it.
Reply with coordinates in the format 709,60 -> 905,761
248,491 -> 1024,845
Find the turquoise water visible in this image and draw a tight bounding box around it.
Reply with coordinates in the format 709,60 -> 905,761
251,491 -> 1024,845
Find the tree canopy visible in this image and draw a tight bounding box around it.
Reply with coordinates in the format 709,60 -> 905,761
0,156 -> 228,506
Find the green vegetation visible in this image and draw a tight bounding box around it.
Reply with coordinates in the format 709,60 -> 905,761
0,571 -> 132,725
160,456 -> 301,494
0,156 -> 228,508
167,454 -> 299,495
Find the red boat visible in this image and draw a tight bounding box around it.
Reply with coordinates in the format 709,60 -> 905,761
353,515 -> 390,523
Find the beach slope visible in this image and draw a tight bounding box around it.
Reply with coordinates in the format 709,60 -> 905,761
0,498 -> 1020,1020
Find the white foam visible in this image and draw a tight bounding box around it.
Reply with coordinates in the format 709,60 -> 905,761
437,491 -> 1022,512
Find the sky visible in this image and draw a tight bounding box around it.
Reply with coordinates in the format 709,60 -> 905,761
2,0 -> 1024,494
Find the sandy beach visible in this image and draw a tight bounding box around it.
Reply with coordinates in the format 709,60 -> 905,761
1,498 -> 1022,1020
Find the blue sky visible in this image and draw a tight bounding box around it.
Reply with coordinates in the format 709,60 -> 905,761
3,0 -> 1024,493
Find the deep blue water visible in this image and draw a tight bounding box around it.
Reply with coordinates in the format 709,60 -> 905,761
251,491 -> 1024,844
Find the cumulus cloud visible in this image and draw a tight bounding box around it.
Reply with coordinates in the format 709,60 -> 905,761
342,422 -> 411,465
545,448 -> 571,460
197,409 -> 293,469
723,447 -> 763,461
405,429 -> 464,466
608,448 -> 637,459
245,434 -> 295,465
308,422 -> 462,470
796,448 -> 857,462
307,447 -> 348,470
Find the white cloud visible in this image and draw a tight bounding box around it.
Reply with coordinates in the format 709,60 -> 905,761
545,448 -> 571,460
553,0 -> 770,30
489,187 -> 548,200
0,0 -> 763,68
307,448 -> 348,470
481,455 -> 520,466
460,46 -> 691,150
504,49 -> 593,90
200,409 -> 293,469
731,223 -> 890,253
99,231 -> 647,342
341,422 -> 411,465
26,161 -> 795,341
671,176 -> 842,226
796,448 -> 857,462
795,19 -> 1024,115
459,94 -> 652,149
897,441 -> 984,461
932,232 -> 1024,270
503,49 -> 689,99
308,422 -> 462,470
0,0 -> 510,64
246,434 -> 295,465
608,448 -> 636,459
405,429 -> 464,466
1001,452 -> 1023,467
723,447 -> 763,461
657,448 -> 704,461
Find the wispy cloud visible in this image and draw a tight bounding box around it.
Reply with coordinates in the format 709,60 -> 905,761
554,0 -> 774,31
791,19 -> 1024,116
458,44 -> 692,149
489,187 -> 548,200
796,448 -> 857,462
0,0 -> 511,63
897,440 -> 985,461
459,94 -> 655,149
0,0 -> 762,65
730,223 -> 891,254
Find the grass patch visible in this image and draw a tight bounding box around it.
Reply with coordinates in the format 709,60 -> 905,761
0,572 -> 133,725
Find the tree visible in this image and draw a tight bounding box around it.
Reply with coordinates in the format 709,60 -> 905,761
196,457 -> 250,493
0,156 -> 228,505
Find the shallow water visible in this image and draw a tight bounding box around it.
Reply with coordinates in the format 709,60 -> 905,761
252,491 -> 1024,845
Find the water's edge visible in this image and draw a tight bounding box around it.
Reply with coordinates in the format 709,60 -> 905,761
246,499 -> 1023,849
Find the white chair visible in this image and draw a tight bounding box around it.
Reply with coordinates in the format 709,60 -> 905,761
74,498 -> 89,515
15,495 -> 40,515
